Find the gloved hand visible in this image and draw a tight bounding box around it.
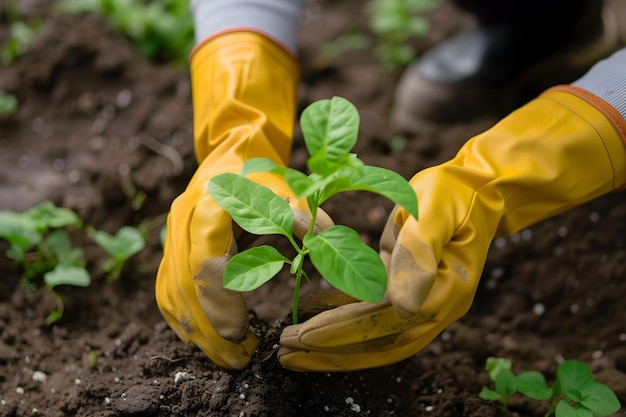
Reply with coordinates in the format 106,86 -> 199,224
155,32 -> 331,370
279,86 -> 626,371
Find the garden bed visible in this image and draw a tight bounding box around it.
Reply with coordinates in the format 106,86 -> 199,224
1,1 -> 625,416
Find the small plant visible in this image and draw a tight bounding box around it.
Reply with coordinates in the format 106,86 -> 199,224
366,0 -> 439,70
0,202 -> 85,287
479,357 -> 621,417
43,265 -> 91,324
1,21 -> 41,65
0,201 -> 151,322
0,201 -> 91,323
0,91 -> 18,116
87,225 -> 146,282
317,26 -> 370,67
57,0 -> 194,64
1,0 -> 42,65
209,96 -> 418,324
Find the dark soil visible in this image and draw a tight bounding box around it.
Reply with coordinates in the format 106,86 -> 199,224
1,1 -> 626,416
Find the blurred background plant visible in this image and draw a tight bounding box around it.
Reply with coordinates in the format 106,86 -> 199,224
3,0 -> 439,69
57,0 -> 195,64
0,202 -> 155,323
1,0 -> 42,65
319,0 -> 440,71
367,0 -> 439,70
0,90 -> 18,115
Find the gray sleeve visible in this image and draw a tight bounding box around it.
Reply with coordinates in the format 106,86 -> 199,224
572,47 -> 626,119
190,0 -> 304,54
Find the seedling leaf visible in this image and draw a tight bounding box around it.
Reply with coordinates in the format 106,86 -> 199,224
241,157 -> 288,177
91,226 -> 145,261
578,382 -> 621,416
517,371 -> 553,400
555,399 -> 593,417
290,253 -> 304,275
241,158 -> 314,196
304,225 -> 387,303
0,90 -> 18,115
494,368 -> 517,398
25,201 -> 81,231
318,165 -> 418,219
0,210 -> 41,253
44,229 -> 85,267
485,357 -> 512,381
480,357 -> 621,416
44,265 -> 91,288
223,246 -> 288,292
209,173 -> 294,238
301,96 -> 360,175
567,388 -> 584,403
557,360 -> 594,394
478,387 -> 502,401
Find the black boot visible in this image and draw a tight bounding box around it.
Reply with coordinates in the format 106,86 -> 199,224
391,0 -> 623,133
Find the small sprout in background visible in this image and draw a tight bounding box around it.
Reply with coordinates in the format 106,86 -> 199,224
479,357 -> 621,417
88,225 -> 146,282
316,0 -> 439,72
0,91 -> 18,115
1,21 -> 41,65
388,135 -> 408,154
87,351 -> 98,369
0,201 -> 154,322
554,360 -> 621,417
1,0 -> 42,65
0,201 -> 91,323
57,0 -> 195,65
317,26 -> 370,69
0,201 -> 85,289
367,0 -> 439,70
44,265 -> 91,324
209,96 -> 418,324
479,357 -> 518,412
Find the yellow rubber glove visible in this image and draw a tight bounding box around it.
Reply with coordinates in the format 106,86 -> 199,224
155,31 -> 332,370
279,86 -> 626,372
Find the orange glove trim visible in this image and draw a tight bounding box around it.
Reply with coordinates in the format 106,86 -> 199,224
544,85 -> 626,148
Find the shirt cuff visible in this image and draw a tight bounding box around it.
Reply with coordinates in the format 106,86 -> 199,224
190,0 -> 303,54
572,47 -> 626,120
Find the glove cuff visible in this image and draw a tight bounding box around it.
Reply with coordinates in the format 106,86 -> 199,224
543,85 -> 626,147
190,28 -> 298,63
541,86 -> 626,191
190,31 -> 299,165
190,0 -> 303,54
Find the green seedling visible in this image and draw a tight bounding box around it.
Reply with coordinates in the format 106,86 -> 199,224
1,0 -> 42,65
366,0 -> 439,70
0,201 -> 91,323
0,91 -> 18,115
88,225 -> 146,282
87,351 -> 98,369
0,201 -> 85,288
0,201 -> 151,321
1,21 -> 40,65
57,0 -> 194,64
480,357 -> 621,417
317,26 -> 370,67
44,265 -> 91,324
317,0 -> 438,71
209,96 -> 418,324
